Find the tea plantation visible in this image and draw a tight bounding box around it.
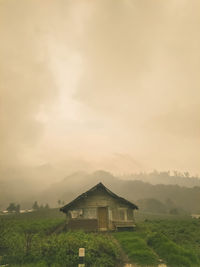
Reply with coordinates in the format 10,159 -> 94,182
0,210 -> 120,267
1,210 -> 200,266
114,218 -> 200,266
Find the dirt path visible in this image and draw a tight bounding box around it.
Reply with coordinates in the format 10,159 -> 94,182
109,234 -> 141,267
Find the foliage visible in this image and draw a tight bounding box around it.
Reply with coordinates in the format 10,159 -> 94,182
114,231 -> 158,266
147,232 -> 200,266
39,231 -> 120,267
136,198 -> 168,213
143,219 -> 200,259
0,210 -> 120,267
32,201 -> 50,211
113,218 -> 200,267
1,210 -> 200,267
7,203 -> 20,213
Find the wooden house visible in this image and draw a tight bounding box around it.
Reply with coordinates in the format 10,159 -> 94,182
60,182 -> 138,231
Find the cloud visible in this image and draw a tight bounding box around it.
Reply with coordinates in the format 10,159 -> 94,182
0,0 -> 58,167
0,0 -> 199,178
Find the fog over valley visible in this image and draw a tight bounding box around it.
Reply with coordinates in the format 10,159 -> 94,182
0,0 -> 200,211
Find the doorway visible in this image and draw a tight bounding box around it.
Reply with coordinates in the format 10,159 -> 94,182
98,207 -> 108,231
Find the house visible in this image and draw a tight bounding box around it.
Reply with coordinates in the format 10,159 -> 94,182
60,182 -> 138,231
191,214 -> 200,219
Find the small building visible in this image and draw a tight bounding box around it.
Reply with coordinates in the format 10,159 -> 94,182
191,214 -> 200,219
60,182 -> 138,231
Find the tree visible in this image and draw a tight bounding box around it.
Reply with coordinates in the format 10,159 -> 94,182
15,204 -> 20,213
7,203 -> 16,212
6,203 -> 20,213
169,208 -> 179,215
44,203 -> 50,209
32,201 -> 39,210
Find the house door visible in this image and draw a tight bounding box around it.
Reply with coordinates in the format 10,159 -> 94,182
98,207 -> 108,231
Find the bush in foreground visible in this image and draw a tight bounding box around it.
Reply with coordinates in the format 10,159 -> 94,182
3,231 -> 120,267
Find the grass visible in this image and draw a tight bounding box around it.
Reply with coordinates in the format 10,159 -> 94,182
0,210 -> 120,267
1,210 -> 200,266
147,232 -> 200,266
113,216 -> 200,267
9,264 -> 47,267
4,231 -> 120,267
113,231 -> 159,266
134,210 -> 191,222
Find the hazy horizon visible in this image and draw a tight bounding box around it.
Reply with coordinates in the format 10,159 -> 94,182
1,0 -> 200,184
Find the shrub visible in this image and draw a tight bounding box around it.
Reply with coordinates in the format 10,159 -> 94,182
147,232 -> 200,266
114,232 -> 158,266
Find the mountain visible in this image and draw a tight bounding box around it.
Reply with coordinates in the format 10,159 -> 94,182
1,170 -> 200,213
41,170 -> 200,213
121,171 -> 200,187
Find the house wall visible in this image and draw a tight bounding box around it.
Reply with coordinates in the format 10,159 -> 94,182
66,189 -> 135,230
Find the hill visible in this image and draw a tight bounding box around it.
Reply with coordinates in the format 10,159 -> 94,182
42,170 -> 200,213
1,170 -> 200,213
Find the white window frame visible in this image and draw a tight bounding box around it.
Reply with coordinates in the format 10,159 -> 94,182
70,209 -> 83,219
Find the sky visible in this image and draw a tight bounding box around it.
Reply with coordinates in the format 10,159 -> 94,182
0,0 -> 200,182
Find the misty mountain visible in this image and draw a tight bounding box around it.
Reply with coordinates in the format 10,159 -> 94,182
121,171 -> 200,187
39,170 -> 200,213
1,170 -> 200,213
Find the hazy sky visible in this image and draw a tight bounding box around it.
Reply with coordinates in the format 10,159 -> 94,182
0,0 -> 200,178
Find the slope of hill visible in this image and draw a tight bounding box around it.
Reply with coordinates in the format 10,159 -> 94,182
121,171 -> 200,187
42,170 -> 200,213
1,170 -> 200,213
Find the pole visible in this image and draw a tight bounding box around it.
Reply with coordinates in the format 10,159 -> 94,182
78,248 -> 85,267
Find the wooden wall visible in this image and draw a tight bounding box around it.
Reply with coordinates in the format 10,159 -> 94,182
66,189 -> 135,230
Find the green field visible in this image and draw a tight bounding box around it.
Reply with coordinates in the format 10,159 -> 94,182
0,209 -> 120,267
1,210 -> 200,267
114,217 -> 200,266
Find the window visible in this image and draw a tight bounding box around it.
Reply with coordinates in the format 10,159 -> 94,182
83,208 -> 97,219
70,209 -> 83,219
127,209 -> 133,220
118,208 -> 127,221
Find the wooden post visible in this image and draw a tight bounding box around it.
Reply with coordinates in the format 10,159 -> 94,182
78,248 -> 85,267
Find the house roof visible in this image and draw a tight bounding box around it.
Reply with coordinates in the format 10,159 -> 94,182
60,182 -> 138,212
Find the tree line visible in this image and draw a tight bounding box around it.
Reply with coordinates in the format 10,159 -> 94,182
6,201 -> 50,213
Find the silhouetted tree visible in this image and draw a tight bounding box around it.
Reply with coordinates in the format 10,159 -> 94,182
15,204 -> 20,213
169,208 -> 179,215
7,203 -> 20,213
32,201 -> 39,210
44,203 -> 50,209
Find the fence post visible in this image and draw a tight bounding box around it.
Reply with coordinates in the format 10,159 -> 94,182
78,248 -> 85,267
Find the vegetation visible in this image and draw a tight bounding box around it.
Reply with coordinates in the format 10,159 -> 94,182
7,203 -> 21,213
0,210 -> 120,267
148,232 -> 199,267
114,218 -> 200,266
1,208 -> 200,266
1,171 -> 200,214
114,231 -> 159,266
123,170 -> 200,187
32,201 -> 50,211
